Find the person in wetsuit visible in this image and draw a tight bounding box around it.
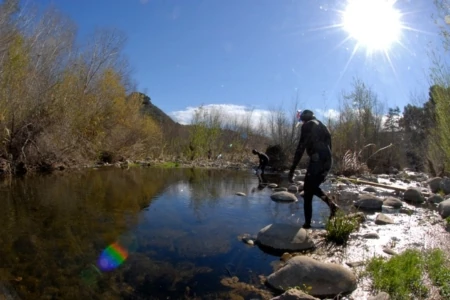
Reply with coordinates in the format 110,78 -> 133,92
288,110 -> 339,229
252,149 -> 269,175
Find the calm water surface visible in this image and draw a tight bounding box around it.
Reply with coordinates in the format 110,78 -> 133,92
0,167 -> 332,299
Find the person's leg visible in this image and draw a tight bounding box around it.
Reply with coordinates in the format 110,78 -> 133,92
311,171 -> 339,219
302,161 -> 324,228
302,173 -> 314,229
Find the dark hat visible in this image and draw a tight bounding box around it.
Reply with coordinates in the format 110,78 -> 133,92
300,110 -> 315,122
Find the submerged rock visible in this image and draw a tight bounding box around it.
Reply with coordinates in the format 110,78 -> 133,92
266,256 -> 357,297
256,223 -> 315,252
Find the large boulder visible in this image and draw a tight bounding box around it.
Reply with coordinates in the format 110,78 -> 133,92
256,223 -> 315,252
266,256 -> 357,297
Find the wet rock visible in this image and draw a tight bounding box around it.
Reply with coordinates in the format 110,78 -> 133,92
363,187 -> 378,193
271,191 -> 298,202
368,292 -> 391,300
383,197 -> 403,208
236,192 -> 246,196
270,288 -> 320,300
288,185 -> 298,193
363,233 -> 380,239
426,177 -> 442,193
269,183 -> 278,188
295,175 -> 306,181
403,188 -> 425,204
437,199 -> 450,219
428,194 -> 444,204
256,223 -> 315,252
266,256 -> 357,297
354,194 -> 383,210
440,177 -> 450,195
375,213 -> 395,225
274,187 -> 288,192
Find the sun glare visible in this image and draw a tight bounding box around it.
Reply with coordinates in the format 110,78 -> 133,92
342,0 -> 402,52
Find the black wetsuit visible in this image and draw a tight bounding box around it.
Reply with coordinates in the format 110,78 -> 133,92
289,118 -> 334,227
256,152 -> 269,175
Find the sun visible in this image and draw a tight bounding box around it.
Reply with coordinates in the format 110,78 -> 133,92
342,0 -> 402,52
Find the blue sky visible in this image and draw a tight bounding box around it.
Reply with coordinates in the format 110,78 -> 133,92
33,0 -> 445,124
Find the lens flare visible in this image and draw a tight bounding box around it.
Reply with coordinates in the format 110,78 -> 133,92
97,242 -> 129,272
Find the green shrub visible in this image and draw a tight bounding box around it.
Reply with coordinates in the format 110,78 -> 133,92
325,211 -> 359,245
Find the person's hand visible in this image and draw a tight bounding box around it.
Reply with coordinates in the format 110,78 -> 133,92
288,170 -> 295,183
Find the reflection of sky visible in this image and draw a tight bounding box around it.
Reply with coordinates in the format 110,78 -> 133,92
164,182 -> 193,199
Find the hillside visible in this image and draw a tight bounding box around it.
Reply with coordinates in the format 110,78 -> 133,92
128,92 -> 178,127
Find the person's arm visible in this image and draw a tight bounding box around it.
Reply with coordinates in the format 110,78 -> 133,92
290,122 -> 313,175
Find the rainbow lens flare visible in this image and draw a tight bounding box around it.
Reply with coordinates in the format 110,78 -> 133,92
97,242 -> 129,272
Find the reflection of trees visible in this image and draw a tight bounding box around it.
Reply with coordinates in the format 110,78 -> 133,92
0,167 -> 177,299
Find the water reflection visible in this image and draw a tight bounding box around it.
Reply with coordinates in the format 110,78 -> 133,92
0,167 -> 332,299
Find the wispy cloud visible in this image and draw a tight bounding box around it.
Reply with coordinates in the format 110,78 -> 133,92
169,104 -> 272,129
139,0 -> 149,4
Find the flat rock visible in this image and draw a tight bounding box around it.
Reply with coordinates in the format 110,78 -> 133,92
271,191 -> 298,202
256,223 -> 315,252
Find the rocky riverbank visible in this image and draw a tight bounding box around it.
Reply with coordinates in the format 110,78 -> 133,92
234,169 -> 450,300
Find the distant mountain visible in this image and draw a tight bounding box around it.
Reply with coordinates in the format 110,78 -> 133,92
128,92 -> 178,126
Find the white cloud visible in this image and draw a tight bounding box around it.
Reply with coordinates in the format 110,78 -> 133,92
169,104 -> 272,129
315,108 -> 340,120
